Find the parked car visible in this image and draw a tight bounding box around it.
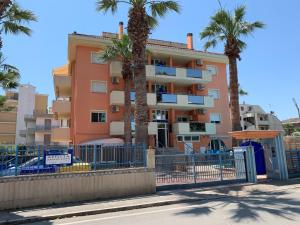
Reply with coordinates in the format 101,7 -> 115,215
0,157 -> 91,176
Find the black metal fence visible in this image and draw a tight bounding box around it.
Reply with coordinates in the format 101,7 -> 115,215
0,144 -> 146,177
286,150 -> 300,178
155,152 -> 246,187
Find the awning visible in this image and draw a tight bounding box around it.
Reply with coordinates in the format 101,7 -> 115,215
229,130 -> 283,140
80,138 -> 124,145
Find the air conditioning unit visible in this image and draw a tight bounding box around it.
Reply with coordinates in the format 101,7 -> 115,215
111,77 -> 120,84
196,59 -> 203,66
111,105 -> 120,113
196,84 -> 205,91
197,109 -> 207,115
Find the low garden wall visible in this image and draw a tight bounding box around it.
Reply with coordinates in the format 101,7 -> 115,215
0,168 -> 156,210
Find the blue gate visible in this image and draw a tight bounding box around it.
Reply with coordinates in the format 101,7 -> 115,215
241,141 -> 266,175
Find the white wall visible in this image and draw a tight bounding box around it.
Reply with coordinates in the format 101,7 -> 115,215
15,84 -> 36,144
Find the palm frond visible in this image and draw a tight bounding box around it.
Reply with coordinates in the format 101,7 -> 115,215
3,21 -> 31,35
234,5 -> 246,22
150,1 -> 180,18
203,39 -> 217,51
96,0 -> 127,14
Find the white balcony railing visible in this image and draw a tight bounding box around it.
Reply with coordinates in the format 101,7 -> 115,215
173,122 -> 216,135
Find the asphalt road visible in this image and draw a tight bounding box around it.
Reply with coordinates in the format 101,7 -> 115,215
27,187 -> 300,225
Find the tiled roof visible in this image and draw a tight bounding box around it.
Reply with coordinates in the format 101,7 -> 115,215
70,32 -> 225,57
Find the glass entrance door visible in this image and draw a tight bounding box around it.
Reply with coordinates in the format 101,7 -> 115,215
157,123 -> 168,148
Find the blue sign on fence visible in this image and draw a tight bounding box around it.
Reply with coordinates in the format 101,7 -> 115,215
44,148 -> 73,166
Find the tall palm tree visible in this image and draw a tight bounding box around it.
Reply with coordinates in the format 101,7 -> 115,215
96,0 -> 180,146
101,35 -> 133,144
0,0 -> 37,49
200,5 -> 264,133
0,52 -> 20,89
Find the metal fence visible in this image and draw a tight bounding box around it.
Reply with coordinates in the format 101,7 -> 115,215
0,144 -> 146,177
156,152 -> 247,187
286,150 -> 300,178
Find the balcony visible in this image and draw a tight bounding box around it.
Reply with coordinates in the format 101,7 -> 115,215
51,127 -> 71,143
110,61 -> 122,77
146,65 -> 212,84
109,61 -> 213,84
173,122 -> 216,135
157,94 -> 214,110
110,91 -> 157,107
35,125 -> 60,133
52,100 -> 71,118
110,121 -> 158,136
53,74 -> 71,97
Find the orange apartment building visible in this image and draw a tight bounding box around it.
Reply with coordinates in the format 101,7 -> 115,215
52,23 -> 231,151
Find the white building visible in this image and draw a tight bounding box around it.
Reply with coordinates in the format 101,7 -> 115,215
240,103 -> 283,131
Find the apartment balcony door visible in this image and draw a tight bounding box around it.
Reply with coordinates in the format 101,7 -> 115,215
45,119 -> 52,130
157,123 -> 168,148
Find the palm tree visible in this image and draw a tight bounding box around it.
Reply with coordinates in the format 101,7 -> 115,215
0,0 -> 37,49
200,5 -> 264,134
0,52 -> 20,90
229,83 -> 248,97
101,35 -> 133,144
96,0 -> 180,146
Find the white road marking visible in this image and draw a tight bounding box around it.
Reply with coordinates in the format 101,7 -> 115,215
58,203 -> 207,225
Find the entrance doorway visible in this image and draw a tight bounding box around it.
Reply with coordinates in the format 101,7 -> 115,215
157,123 -> 168,148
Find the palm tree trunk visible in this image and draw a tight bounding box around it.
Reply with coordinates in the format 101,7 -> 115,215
127,6 -> 150,146
229,56 -> 241,133
123,63 -> 132,144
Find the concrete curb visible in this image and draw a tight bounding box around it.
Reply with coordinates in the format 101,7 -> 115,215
0,195 -> 230,225
1,181 -> 299,225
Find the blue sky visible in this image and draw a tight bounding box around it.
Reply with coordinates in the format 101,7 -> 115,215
2,0 -> 300,120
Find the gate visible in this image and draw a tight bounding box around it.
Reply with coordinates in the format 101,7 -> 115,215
286,150 -> 300,178
155,152 -> 247,189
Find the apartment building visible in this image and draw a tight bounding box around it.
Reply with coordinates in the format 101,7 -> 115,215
0,91 -> 18,144
240,103 -> 283,131
0,84 -> 59,145
52,23 -> 232,151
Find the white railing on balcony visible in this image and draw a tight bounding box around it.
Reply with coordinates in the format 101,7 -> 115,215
173,122 -> 216,135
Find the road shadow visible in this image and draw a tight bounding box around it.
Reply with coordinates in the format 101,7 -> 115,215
174,182 -> 300,223
0,210 -> 53,225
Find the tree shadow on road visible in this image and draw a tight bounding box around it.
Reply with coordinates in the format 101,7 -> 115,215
174,185 -> 300,223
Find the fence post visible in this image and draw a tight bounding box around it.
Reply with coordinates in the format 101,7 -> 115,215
37,145 -> 40,174
219,153 -> 223,181
14,145 -> 19,176
147,147 -> 155,169
192,154 -> 196,184
93,145 -> 97,171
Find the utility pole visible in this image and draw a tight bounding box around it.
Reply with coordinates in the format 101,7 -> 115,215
293,98 -> 300,118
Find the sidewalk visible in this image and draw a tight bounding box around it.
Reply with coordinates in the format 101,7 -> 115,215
1,179 -> 299,225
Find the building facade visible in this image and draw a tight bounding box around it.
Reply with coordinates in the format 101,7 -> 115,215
240,103 -> 283,131
0,85 -> 59,145
52,23 -> 232,151
0,91 -> 18,144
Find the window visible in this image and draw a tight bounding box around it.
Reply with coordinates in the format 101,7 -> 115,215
208,89 -> 220,100
177,136 -> 183,142
91,52 -> 105,64
152,110 -> 168,121
206,65 -> 218,75
177,116 -> 188,122
210,113 -> 221,124
91,81 -> 107,93
241,106 -> 244,111
191,136 -> 200,141
248,106 -> 252,111
184,136 -> 192,141
91,111 -> 106,123
177,135 -> 200,142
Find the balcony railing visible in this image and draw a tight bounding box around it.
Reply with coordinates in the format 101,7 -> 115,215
186,68 -> 202,78
155,66 -> 176,76
188,95 -> 204,105
189,122 -> 206,132
35,125 -> 60,131
160,94 -> 177,103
